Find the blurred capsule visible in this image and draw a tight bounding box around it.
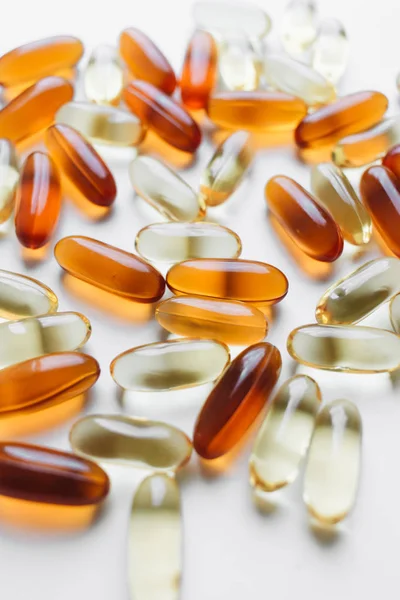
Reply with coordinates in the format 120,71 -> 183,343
193,1 -> 272,38
219,35 -> 261,91
0,139 -> 19,224
312,18 -> 349,84
84,45 -> 124,106
281,0 -> 317,56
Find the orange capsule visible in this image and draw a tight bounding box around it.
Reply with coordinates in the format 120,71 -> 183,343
382,144 -> 400,178
295,91 -> 388,149
180,30 -> 218,110
0,76 -> 74,144
194,342 -> 282,459
119,28 -> 176,95
45,124 -> 117,207
123,81 -> 202,152
266,175 -> 343,262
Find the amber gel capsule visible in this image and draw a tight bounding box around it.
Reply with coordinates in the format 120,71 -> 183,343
84,45 -> 124,106
0,270 -> 58,319
382,144 -> 400,178
0,139 -> 19,224
249,375 -> 321,492
180,30 -> 218,110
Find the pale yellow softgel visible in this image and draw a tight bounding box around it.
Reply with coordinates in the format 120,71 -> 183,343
84,44 -> 124,106
193,1 -> 271,38
390,293 -> 400,334
250,375 -> 321,492
219,36 -> 261,91
303,399 -> 361,524
0,270 -> 58,319
280,0 -> 317,56
0,139 -> 19,224
312,18 -> 349,84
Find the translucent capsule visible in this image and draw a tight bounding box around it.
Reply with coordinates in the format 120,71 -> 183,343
312,18 -> 349,84
180,30 -> 218,110
249,375 -> 321,492
70,414 -> 192,471
281,0 -> 317,56
129,155 -> 205,222
200,131 -> 253,207
0,270 -> 58,319
382,143 -> 400,178
84,45 -> 124,106
156,296 -> 267,345
0,139 -> 19,224
287,324 -> 400,373
390,293 -> 400,333
310,162 -> 372,245
304,400 -> 361,524
193,1 -> 272,38
219,36 -> 261,92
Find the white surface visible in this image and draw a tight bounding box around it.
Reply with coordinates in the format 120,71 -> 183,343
0,1 -> 399,598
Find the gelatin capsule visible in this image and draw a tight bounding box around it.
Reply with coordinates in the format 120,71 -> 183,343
123,81 -> 202,152
265,175 -> 343,262
0,138 -> 19,224
180,30 -> 218,110
110,338 -> 230,391
287,324 -> 400,373
249,375 -> 321,492
382,143 -> 400,179
219,36 -> 261,92
129,155 -> 205,222
193,1 -> 272,38
70,414 -> 192,471
303,399 -> 361,524
55,235 -> 165,303
84,45 -> 124,106
200,131 -> 253,206
0,270 -> 58,319
310,162 -> 372,245
281,0 -> 317,56
194,342 -> 281,459
312,18 -> 349,85
390,293 -> 400,334
0,76 -> 74,144
156,296 -> 267,345
135,222 -> 242,263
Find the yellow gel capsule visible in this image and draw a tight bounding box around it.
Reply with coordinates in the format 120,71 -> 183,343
287,324 -> 400,373
84,44 -> 124,106
193,1 -> 272,38
303,399 -> 361,524
70,414 -> 192,471
200,131 -> 253,207
135,222 -> 242,263
249,375 -> 321,492
219,36 -> 261,92
310,162 -> 372,246
281,0 -> 317,56
0,270 -> 58,319
390,293 -> 400,334
0,138 -> 19,224
312,18 -> 349,84
129,156 -> 206,222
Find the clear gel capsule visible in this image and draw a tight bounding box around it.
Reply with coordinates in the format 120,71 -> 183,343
312,18 -> 349,84
390,293 -> 400,334
249,375 -> 321,492
219,36 -> 261,91
193,1 -> 272,38
281,0 -> 317,56
0,270 -> 58,319
304,399 -> 361,524
0,139 -> 19,224
84,45 -> 124,106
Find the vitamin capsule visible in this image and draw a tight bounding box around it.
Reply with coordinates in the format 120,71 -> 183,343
180,30 -> 218,110
312,18 -> 349,84
281,0 -> 317,56
193,1 -> 272,38
266,175 -> 343,262
390,293 -> 400,333
194,343 -> 281,459
55,236 -> 165,303
287,324 -> 400,373
0,139 -> 19,224
110,338 -> 230,391
249,375 -> 321,492
135,222 -> 242,263
304,400 -> 361,524
0,77 -> 74,144
310,162 -> 372,245
123,81 -> 202,152
200,131 -> 253,206
219,36 -> 261,92
156,296 -> 267,345
0,36 -> 83,87
70,414 -> 192,471
0,270 -> 58,319
295,91 -> 388,149
382,143 -> 400,178
84,45 -> 124,106
129,155 -> 205,222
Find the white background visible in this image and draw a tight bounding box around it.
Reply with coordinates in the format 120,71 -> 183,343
0,0 -> 399,598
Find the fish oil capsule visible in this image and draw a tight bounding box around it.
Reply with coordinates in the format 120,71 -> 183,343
135,222 -> 242,263
219,36 -> 261,92
281,0 -> 317,56
390,293 -> 400,333
310,163 -> 372,245
110,338 -> 230,391
0,270 -> 58,319
287,324 -> 400,373
249,375 -> 321,492
123,81 -> 202,152
266,175 -> 343,262
194,343 -> 281,459
70,414 -> 192,471
0,76 -> 74,144
193,1 -> 272,38
129,155 -> 205,222
180,30 -> 218,110
200,131 -> 253,206
312,18 -> 349,84
156,296 -> 267,345
84,45 -> 124,106
382,143 -> 400,178
0,139 -> 19,224
304,400 -> 361,524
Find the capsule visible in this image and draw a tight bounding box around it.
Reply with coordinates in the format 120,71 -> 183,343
312,18 -> 349,84
135,222 -> 242,263
390,293 -> 400,334
129,155 -> 205,222
266,175 -> 343,262
45,124 -> 117,207
110,338 -> 230,391
70,414 -> 192,471
219,36 -> 261,92
0,270 -> 58,319
295,91 -> 388,149
123,81 -> 202,153
84,44 -> 124,106
249,375 -> 321,492
287,324 -> 400,373
0,77 -> 74,144
200,131 -> 253,206
156,296 -> 267,345
0,139 -> 19,224
382,143 -> 400,179
193,1 -> 272,38
280,0 -> 318,56
304,400 -> 361,524
310,162 -> 372,246
180,30 -> 218,110
56,101 -> 145,146
207,91 -> 307,132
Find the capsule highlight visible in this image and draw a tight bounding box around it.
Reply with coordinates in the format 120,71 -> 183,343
0,270 -> 58,319
84,45 -> 124,106
180,30 -> 218,110
0,139 -> 19,224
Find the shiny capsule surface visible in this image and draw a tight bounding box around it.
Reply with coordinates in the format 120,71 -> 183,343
266,175 -> 343,262
382,143 -> 400,179
249,375 -> 321,492
194,343 -> 281,459
0,270 -> 58,319
304,400 -> 361,524
219,36 -> 261,92
84,45 -> 124,106
390,293 -> 400,334
55,236 -> 165,303
281,0 -> 318,56
312,18 -> 349,84
0,139 -> 19,223
193,1 -> 272,38
180,30 -> 218,109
